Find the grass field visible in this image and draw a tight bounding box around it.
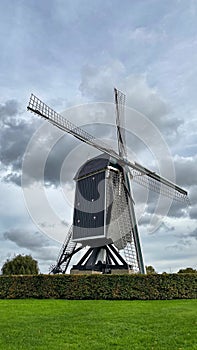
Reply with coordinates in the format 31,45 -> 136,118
0,299 -> 196,350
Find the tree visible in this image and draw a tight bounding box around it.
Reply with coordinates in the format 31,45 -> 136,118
177,267 -> 197,274
145,265 -> 157,274
1,254 -> 39,275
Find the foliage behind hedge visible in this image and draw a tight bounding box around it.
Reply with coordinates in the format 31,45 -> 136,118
0,273 -> 196,300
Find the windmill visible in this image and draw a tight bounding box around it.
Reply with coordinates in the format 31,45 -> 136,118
27,89 -> 188,274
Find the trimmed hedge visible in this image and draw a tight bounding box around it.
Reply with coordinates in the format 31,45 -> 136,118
0,273 -> 196,300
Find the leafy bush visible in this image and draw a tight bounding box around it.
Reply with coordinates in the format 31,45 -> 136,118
0,273 -> 196,300
1,255 -> 39,275
178,267 -> 196,273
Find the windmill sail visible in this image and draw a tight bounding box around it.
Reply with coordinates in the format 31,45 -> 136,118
114,88 -> 145,272
27,94 -> 188,201
114,88 -> 127,158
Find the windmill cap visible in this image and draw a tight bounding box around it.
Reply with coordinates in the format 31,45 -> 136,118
74,153 -> 119,180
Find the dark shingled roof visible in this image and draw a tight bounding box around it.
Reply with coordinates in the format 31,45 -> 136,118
74,153 -> 114,180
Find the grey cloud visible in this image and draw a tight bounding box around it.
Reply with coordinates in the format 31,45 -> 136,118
33,246 -> 60,262
154,222 -> 175,234
0,100 -> 76,187
79,63 -> 183,135
141,187 -> 189,220
3,172 -> 21,186
187,186 -> 197,220
188,186 -> 197,203
45,123 -> 115,186
39,222 -> 55,229
0,100 -> 19,122
139,213 -> 152,226
60,219 -> 69,227
43,135 -> 77,187
137,157 -> 196,221
166,226 -> 197,255
0,100 -> 40,186
189,228 -> 197,240
1,229 -> 61,272
189,205 -> 197,219
167,201 -> 188,218
164,202 -> 187,219
3,229 -> 51,250
79,61 -> 125,101
38,220 -> 69,230
167,240 -> 192,251
174,155 -> 197,187
187,186 -> 197,219
1,122 -> 29,170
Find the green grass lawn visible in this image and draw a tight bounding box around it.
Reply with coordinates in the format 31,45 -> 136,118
0,299 -> 196,350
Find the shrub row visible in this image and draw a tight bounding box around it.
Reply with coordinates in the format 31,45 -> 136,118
0,273 -> 196,300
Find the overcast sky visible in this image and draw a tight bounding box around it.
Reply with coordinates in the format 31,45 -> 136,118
0,0 -> 196,273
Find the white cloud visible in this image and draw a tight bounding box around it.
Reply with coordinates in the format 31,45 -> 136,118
174,155 -> 197,187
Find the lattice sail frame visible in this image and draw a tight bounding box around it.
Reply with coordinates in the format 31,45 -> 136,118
105,168 -> 139,271
27,94 -> 188,203
132,170 -> 189,203
114,88 -> 127,158
27,94 -> 120,160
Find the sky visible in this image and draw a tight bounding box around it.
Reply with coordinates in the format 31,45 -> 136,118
0,0 -> 196,273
